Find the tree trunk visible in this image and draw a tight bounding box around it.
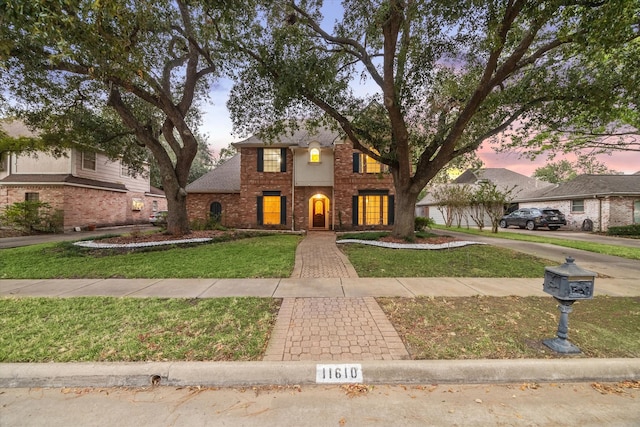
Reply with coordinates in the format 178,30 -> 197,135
154,151 -> 192,236
163,182 -> 190,236
391,184 -> 420,239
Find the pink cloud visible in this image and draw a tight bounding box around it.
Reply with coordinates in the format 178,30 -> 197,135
477,144 -> 640,176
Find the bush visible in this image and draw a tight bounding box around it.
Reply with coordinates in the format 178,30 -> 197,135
415,216 -> 435,231
190,216 -> 227,231
0,201 -> 63,234
607,224 -> 640,237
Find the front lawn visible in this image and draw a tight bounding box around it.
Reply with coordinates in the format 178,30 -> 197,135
340,243 -> 553,277
378,296 -> 640,359
434,226 -> 640,260
0,297 -> 279,362
0,234 -> 302,279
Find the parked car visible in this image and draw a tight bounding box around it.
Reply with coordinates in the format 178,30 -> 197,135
499,208 -> 566,231
149,210 -> 168,226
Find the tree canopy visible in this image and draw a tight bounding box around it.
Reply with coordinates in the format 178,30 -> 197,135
1,0 -> 224,234
222,0 -> 639,237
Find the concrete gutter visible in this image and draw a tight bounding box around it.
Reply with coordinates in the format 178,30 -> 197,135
2,359 -> 638,388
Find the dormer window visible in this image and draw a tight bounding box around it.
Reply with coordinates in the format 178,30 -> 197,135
309,147 -> 320,163
307,142 -> 321,163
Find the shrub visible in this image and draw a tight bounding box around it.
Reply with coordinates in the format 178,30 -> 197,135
0,201 -> 64,234
607,224 -> 640,237
415,216 -> 435,231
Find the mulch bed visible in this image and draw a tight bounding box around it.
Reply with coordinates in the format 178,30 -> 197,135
97,230 -> 227,245
377,235 -> 459,245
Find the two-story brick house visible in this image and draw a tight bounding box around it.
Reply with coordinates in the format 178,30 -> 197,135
186,127 -> 395,231
0,120 -> 167,230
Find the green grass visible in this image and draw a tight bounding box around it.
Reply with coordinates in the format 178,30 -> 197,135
434,225 -> 640,260
0,234 -> 302,279
0,297 -> 280,362
340,244 -> 553,277
378,296 -> 640,359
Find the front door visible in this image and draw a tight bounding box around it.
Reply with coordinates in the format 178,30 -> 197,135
313,199 -> 325,228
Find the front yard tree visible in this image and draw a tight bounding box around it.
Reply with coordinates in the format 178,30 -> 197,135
1,0 -> 224,235
223,0 -> 638,239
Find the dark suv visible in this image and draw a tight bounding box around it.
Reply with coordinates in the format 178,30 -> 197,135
499,208 -> 566,231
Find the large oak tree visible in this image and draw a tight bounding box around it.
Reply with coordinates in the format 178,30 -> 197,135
1,0 -> 225,235
223,0 -> 639,238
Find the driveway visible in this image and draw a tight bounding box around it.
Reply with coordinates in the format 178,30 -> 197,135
0,225 -> 155,249
434,228 -> 640,280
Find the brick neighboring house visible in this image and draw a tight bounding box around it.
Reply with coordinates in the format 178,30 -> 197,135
417,168 -> 640,232
516,174 -> 640,232
0,120 -> 167,230
186,127 -> 395,231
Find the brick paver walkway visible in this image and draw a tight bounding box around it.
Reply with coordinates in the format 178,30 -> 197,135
264,232 -> 410,361
290,231 -> 358,278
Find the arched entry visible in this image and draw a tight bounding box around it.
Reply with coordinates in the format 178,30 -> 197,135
308,194 -> 330,230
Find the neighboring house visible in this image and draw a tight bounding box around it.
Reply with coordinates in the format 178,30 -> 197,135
417,168 -> 640,232
515,174 -> 640,232
186,127 -> 395,231
416,168 -> 553,227
0,120 -> 166,230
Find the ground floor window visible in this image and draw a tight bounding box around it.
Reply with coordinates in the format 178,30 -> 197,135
634,200 -> 640,224
25,192 -> 39,202
571,199 -> 584,212
257,192 -> 286,225
210,202 -> 222,221
352,192 -> 394,226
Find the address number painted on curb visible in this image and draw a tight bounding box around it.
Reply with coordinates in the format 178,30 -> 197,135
316,364 -> 363,384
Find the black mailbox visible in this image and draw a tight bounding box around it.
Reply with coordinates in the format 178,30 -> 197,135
543,257 -> 595,300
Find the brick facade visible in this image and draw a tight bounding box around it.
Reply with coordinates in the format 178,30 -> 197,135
1,184 -> 167,230
187,193 -> 241,227
519,196 -> 638,232
186,138 -> 396,232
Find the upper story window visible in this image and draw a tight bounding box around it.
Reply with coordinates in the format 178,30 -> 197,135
257,148 -> 287,172
352,153 -> 384,173
82,151 -> 96,171
120,162 -> 132,177
364,155 -> 381,173
309,147 -> 320,163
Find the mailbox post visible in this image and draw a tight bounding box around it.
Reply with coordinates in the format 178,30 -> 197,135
542,257 -> 596,354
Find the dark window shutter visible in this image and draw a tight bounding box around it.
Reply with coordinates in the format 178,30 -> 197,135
280,148 -> 287,172
280,196 -> 287,225
352,153 -> 360,173
352,195 -> 359,225
257,148 -> 264,172
257,196 -> 263,225
388,195 -> 395,225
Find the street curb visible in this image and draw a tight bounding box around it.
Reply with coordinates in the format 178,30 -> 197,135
2,359 -> 638,388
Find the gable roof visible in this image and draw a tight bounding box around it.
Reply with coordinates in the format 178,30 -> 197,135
519,174 -> 640,201
455,168 -> 552,194
417,168 -> 553,206
1,119 -> 39,138
233,126 -> 341,148
186,153 -> 241,193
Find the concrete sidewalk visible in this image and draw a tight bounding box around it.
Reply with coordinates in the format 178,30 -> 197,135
1,277 -> 638,298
